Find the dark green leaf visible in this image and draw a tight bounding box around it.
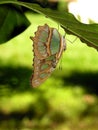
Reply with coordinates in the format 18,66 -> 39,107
0,1 -> 30,44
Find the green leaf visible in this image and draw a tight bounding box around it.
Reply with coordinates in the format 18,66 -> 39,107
0,1 -> 30,44
0,0 -> 98,50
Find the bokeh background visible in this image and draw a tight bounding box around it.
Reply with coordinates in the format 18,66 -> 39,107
0,0 -> 98,130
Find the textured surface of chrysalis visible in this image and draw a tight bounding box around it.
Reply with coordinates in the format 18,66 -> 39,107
30,24 -> 66,87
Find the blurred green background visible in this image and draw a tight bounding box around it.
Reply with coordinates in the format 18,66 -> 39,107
0,13 -> 98,130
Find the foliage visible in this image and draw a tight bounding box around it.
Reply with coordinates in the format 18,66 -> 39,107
0,14 -> 98,130
0,1 -> 30,43
0,0 -> 98,50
